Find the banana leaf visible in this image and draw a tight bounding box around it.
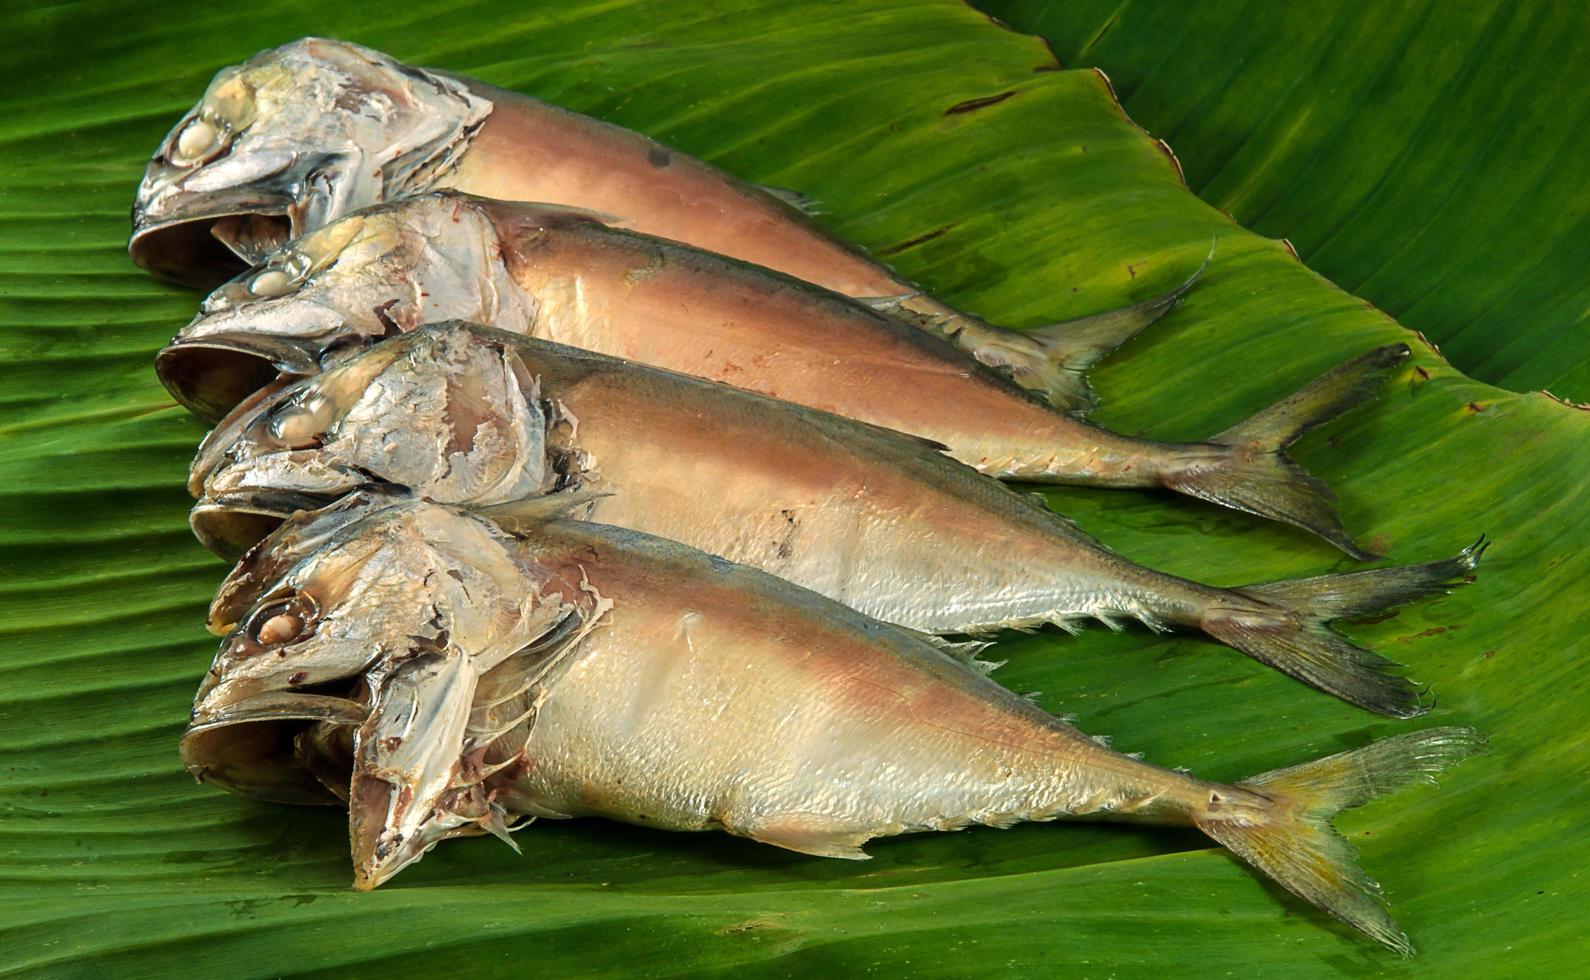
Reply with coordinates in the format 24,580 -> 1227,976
981,0 -> 1590,401
1,0 -> 1583,974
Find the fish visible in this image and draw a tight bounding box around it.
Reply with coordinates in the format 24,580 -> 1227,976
183,488 -> 1484,953
160,192 -> 1385,556
185,322 -> 1481,716
129,38 -> 1193,407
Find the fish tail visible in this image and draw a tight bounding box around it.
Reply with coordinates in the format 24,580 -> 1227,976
1194,726 -> 1486,955
900,248 -> 1210,412
1160,344 -> 1410,557
994,247 -> 1211,412
1200,538 -> 1486,716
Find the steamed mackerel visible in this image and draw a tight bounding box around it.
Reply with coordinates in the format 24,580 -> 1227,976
183,491 -> 1483,954
163,193 -> 1378,556
188,324 -> 1480,716
129,38 -> 1183,405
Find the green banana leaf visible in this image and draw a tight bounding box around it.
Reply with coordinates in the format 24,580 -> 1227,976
981,0 -> 1590,401
1,0 -> 1583,974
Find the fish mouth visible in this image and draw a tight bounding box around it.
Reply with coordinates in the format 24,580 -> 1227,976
157,331 -> 323,422
128,212 -> 292,289
129,171 -> 296,288
181,688 -> 368,806
191,489 -> 340,562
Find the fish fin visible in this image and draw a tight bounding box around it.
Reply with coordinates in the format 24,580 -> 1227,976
1015,241 -> 1213,413
477,196 -> 629,232
901,628 -> 995,664
483,803 -> 522,853
756,183 -> 825,217
1201,539 -> 1485,715
1195,727 -> 1486,955
737,813 -> 872,860
834,415 -> 955,457
477,489 -> 612,533
1160,344 -> 1410,558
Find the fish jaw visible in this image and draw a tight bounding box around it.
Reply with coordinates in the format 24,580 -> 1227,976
130,38 -> 492,287
157,323 -> 325,422
182,689 -> 369,806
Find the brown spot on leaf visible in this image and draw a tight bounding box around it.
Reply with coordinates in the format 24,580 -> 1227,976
880,224 -> 956,256
1468,402 -> 1487,413
945,91 -> 1016,115
1361,533 -> 1392,557
1394,625 -> 1463,644
721,916 -> 788,936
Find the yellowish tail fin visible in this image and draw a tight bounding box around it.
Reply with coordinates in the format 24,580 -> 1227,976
883,245 -> 1210,412
1195,727 -> 1486,955
1015,250 -> 1209,411
1202,537 -> 1487,716
1162,343 -> 1410,558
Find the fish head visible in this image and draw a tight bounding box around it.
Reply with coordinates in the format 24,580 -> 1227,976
156,193 -> 535,421
186,491 -> 582,885
130,38 -> 492,287
188,323 -> 556,559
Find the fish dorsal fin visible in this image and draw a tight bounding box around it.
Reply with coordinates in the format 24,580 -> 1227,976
475,489 -> 612,534
756,183 -> 824,217
844,417 -> 952,456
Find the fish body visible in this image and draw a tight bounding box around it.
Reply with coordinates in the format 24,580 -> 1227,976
189,324 -> 1481,716
185,491 -> 1482,953
163,193 -> 1381,555
131,39 -> 1173,402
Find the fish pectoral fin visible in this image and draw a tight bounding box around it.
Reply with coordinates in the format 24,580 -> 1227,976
735,812 -> 873,860
479,488 -> 613,532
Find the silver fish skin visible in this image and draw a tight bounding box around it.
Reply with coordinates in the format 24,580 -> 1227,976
162,192 -> 1376,557
188,323 -> 1483,717
130,38 -> 1191,405
184,490 -> 1483,954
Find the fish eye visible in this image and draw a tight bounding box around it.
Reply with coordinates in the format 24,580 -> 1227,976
247,594 -> 318,647
266,393 -> 334,449
247,268 -> 294,298
247,251 -> 313,298
170,114 -> 229,167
